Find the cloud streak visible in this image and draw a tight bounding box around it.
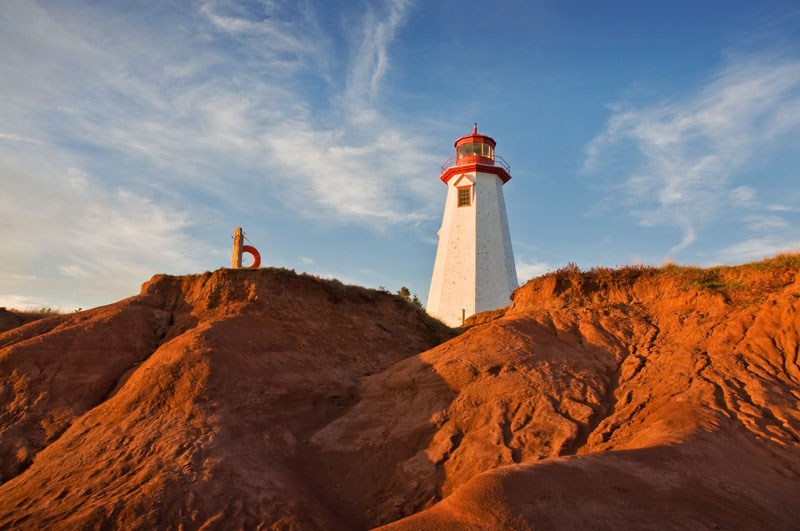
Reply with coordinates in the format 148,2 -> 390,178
0,159 -> 204,309
1,0 -> 435,223
515,258 -> 552,284
0,0 -> 438,308
584,57 -> 800,260
345,0 -> 412,115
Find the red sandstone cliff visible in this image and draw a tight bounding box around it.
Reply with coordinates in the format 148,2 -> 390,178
1,259 -> 799,529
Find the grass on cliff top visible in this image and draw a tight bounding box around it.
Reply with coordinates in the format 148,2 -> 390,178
1,307 -> 62,319
293,268 -> 457,337
535,252 -> 800,303
221,266 -> 455,336
461,306 -> 508,329
0,307 -> 63,332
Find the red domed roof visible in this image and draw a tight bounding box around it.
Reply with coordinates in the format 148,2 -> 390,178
454,123 -> 497,149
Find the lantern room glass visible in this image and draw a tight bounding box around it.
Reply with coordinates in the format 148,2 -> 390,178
457,142 -> 494,160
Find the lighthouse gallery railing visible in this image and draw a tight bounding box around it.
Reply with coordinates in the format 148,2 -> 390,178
440,155 -> 510,175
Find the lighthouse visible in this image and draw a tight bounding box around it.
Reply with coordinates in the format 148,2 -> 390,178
426,125 -> 518,327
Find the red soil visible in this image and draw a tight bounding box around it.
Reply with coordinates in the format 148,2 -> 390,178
1,260 -> 799,529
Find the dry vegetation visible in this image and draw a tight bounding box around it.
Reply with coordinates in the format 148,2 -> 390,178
3,307 -> 62,319
0,307 -> 63,334
527,252 -> 800,306
271,267 -> 453,338
465,253 -> 800,329
462,306 -> 508,328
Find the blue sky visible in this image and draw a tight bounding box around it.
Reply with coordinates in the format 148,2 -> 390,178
2,0 -> 800,311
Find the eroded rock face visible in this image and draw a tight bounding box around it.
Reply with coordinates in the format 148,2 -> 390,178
1,262 -> 799,530
0,269 -> 452,530
369,266 -> 800,529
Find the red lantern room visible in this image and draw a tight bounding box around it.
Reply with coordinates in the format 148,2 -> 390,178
455,122 -> 496,165
440,123 -> 511,184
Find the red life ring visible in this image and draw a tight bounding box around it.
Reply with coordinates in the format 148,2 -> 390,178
242,245 -> 261,268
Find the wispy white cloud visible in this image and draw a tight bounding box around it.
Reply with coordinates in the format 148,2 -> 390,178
766,203 -> 797,212
0,0 -> 435,223
0,133 -> 43,145
729,185 -> 757,207
741,214 -> 790,232
198,0 -> 331,74
345,0 -> 412,119
0,295 -> 74,312
58,264 -> 91,279
0,159 -> 204,307
516,258 -> 552,283
715,238 -> 800,265
0,0 -> 440,308
670,227 -> 696,254
264,120 -> 439,224
584,57 -> 800,261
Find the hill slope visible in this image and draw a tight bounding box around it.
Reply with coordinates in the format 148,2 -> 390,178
1,259 -> 799,529
374,260 -> 800,529
0,269 -> 452,529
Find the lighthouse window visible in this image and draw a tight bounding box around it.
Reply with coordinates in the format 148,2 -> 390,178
457,142 -> 494,160
458,186 -> 471,207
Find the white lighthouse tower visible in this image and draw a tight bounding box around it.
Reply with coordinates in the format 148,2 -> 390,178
427,125 -> 518,327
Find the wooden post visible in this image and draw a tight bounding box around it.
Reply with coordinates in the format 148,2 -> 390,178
232,227 -> 244,269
